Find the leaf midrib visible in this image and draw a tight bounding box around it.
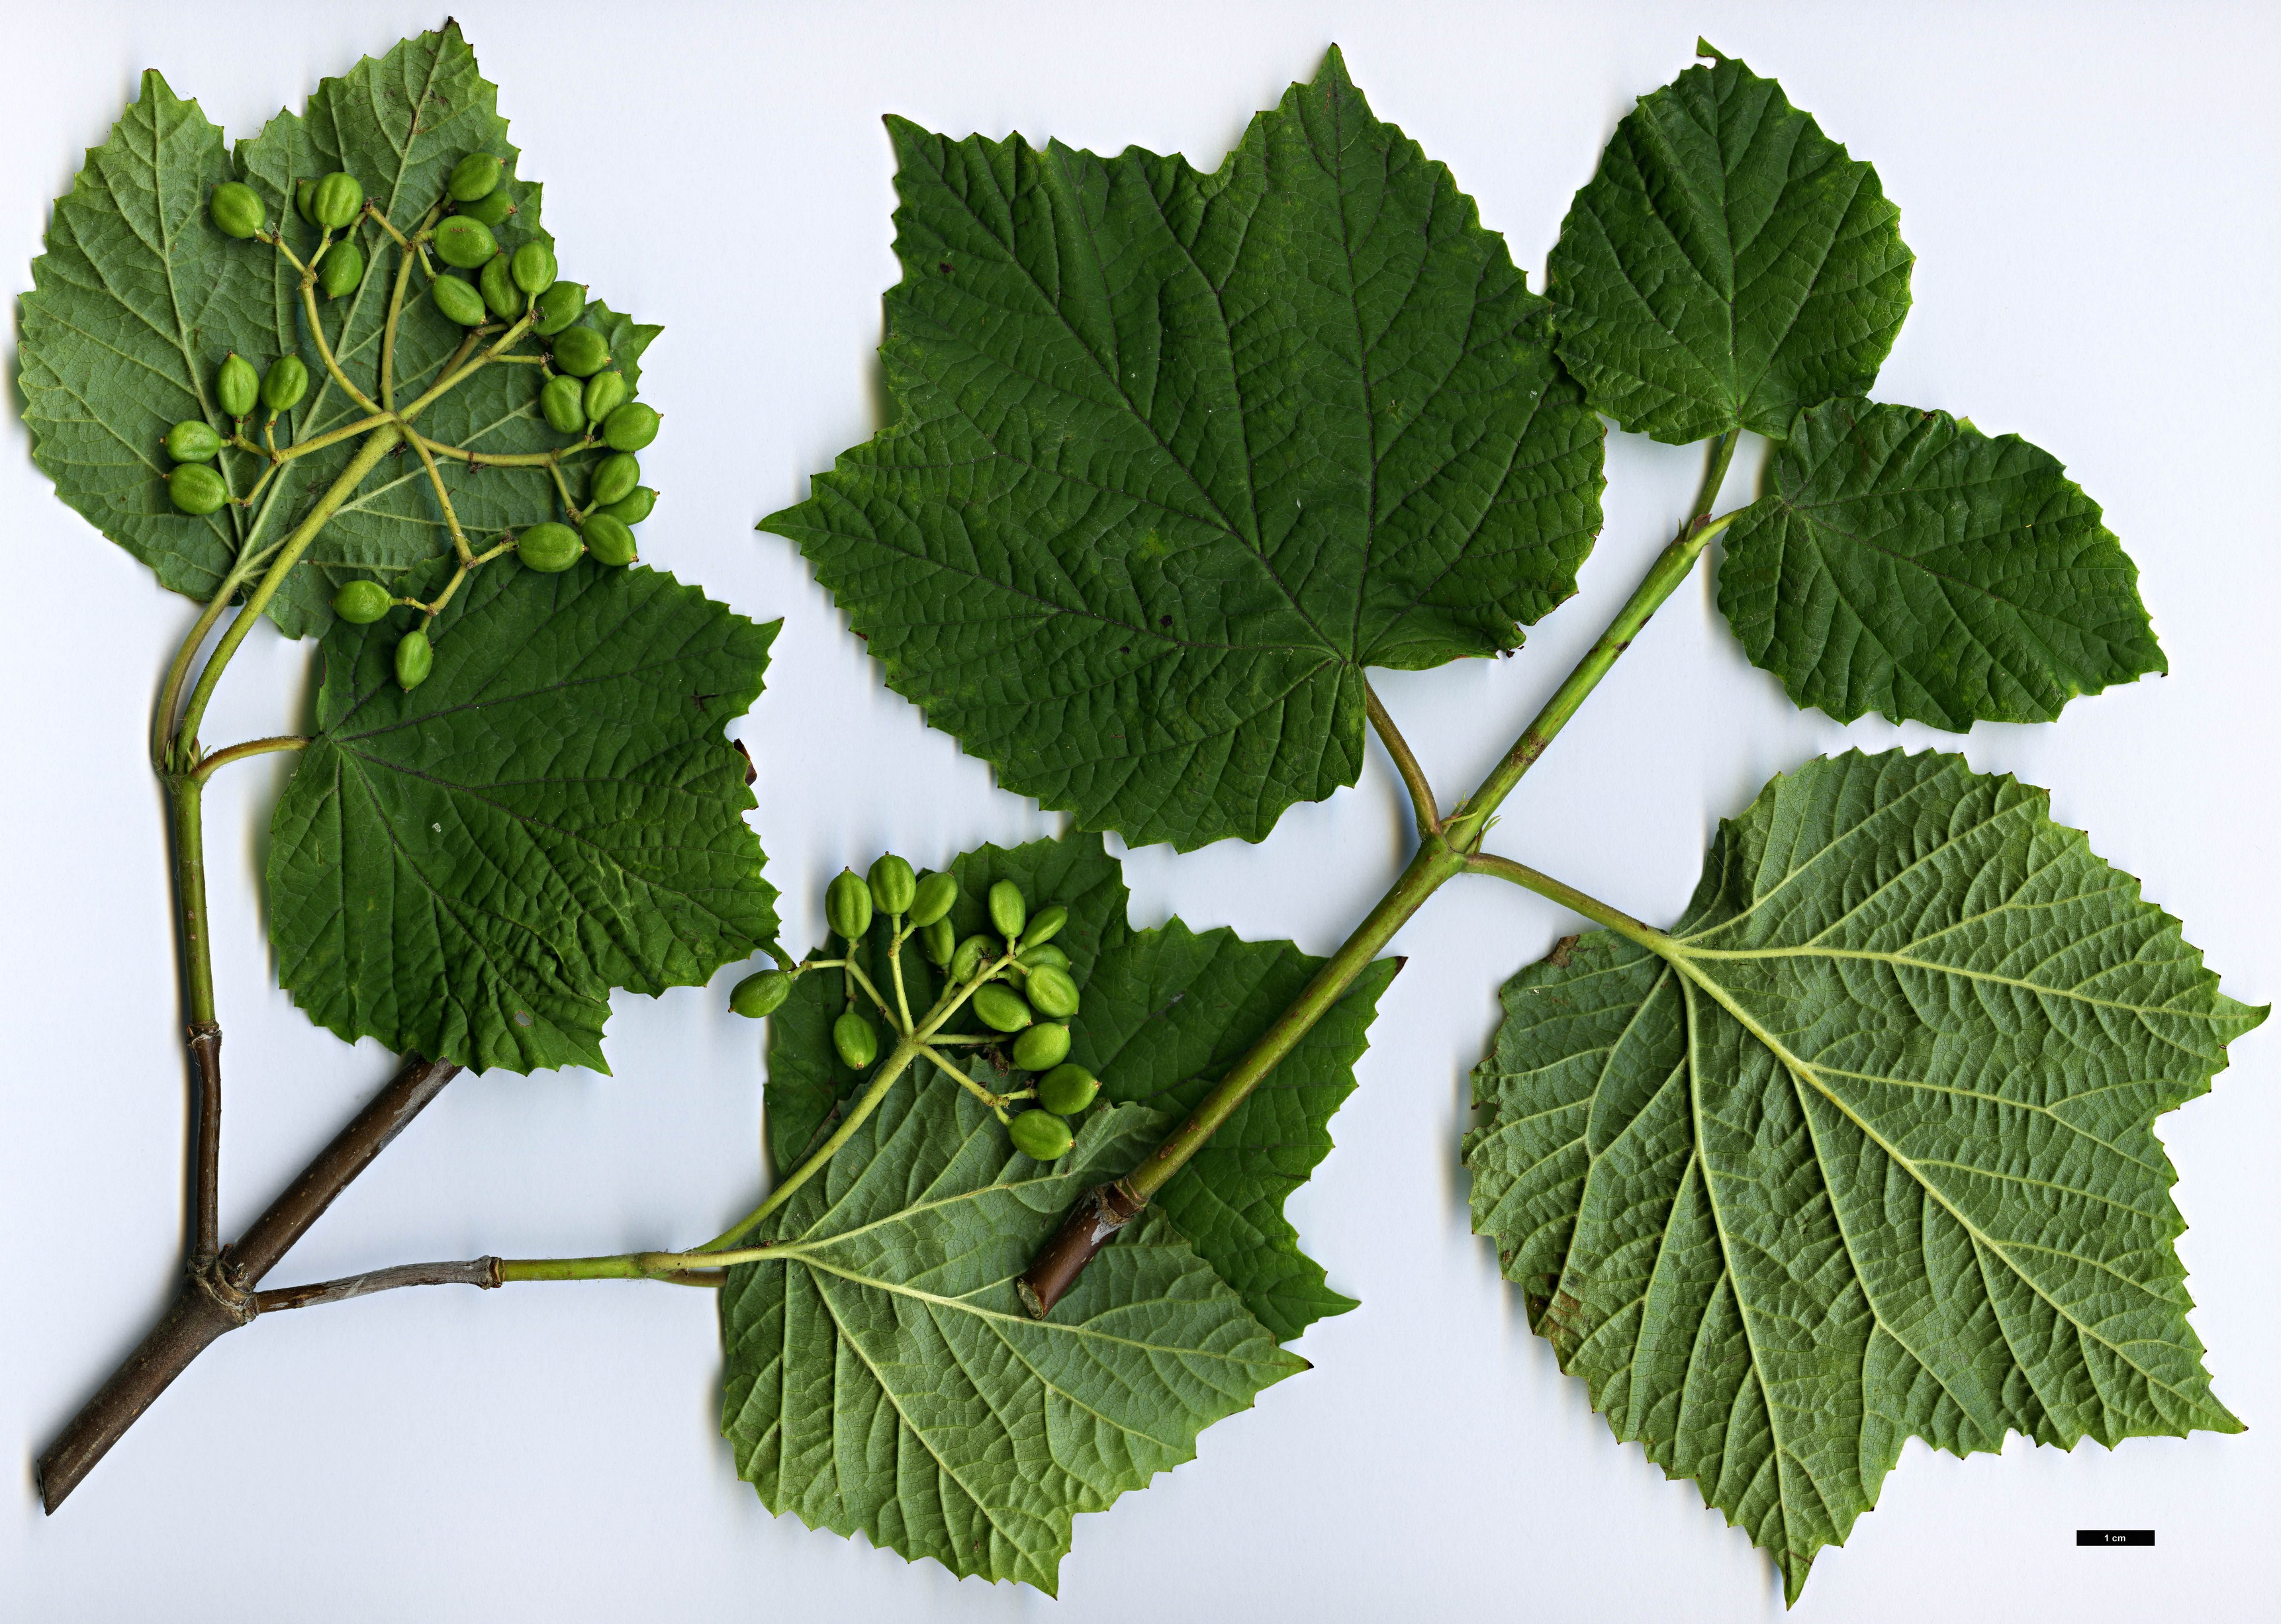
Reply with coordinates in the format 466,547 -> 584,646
1658,942 -> 2219,1413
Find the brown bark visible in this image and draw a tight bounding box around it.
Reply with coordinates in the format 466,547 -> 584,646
37,1056 -> 461,1512
1015,1180 -> 1144,1319
187,1022 -> 222,1260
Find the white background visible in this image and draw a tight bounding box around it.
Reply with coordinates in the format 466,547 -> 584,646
3,3 -> 2274,1619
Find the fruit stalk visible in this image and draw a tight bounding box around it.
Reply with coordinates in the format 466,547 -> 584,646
37,1055 -> 460,1512
1017,432 -> 1743,1317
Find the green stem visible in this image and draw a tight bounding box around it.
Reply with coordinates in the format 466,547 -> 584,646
1365,676 -> 1441,836
1443,430 -> 1739,848
1125,838 -> 1461,1203
1462,852 -> 1667,952
151,557 -> 262,768
191,735 -> 310,782
172,426 -> 402,758
279,412 -> 394,461
1022,431 -> 1748,1308
169,778 -> 216,1028
693,1038 -> 924,1253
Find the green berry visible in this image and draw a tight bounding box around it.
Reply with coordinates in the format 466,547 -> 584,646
919,917 -> 955,967
1016,942 -> 1070,972
517,521 -> 583,573
539,373 -> 587,434
295,179 -> 319,226
511,241 -> 556,296
590,452 -> 640,508
972,983 -> 1032,1034
216,353 -> 258,418
826,869 -> 874,942
166,464 -> 228,516
210,181 -> 263,239
431,273 -> 487,328
581,369 -> 628,425
318,241 -> 364,299
1035,1063 -> 1098,1116
312,171 -> 362,230
395,627 -> 434,690
1008,1110 -> 1073,1161
432,214 -> 496,269
1025,964 -> 1080,1019
551,326 -> 610,377
532,281 -> 585,336
729,969 -> 792,1018
332,579 -> 393,625
950,934 -> 997,983
599,485 -> 656,525
833,1011 -> 879,1070
260,355 -> 308,413
163,420 -> 223,463
457,189 -> 515,228
1023,905 -> 1068,950
581,513 -> 637,567
479,253 -> 526,320
908,871 -> 958,929
868,854 -> 916,917
602,402 -> 660,452
447,152 -> 502,203
1011,1022 -> 1071,1073
988,880 -> 1027,940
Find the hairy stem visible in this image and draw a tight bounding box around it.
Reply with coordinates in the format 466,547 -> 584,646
1019,429 -> 1746,1317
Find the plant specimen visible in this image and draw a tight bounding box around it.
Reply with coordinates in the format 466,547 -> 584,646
21,23 -> 775,1504
19,24 -> 2260,1607
760,42 -> 2262,1601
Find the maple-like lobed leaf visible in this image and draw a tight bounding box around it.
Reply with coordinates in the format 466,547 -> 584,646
722,1091 -> 1303,1593
1716,400 -> 2166,727
763,47 -> 1605,850
1465,749 -> 2261,1601
20,23 -> 656,637
1547,52 -> 1914,445
765,831 -> 1391,1341
267,558 -> 781,1073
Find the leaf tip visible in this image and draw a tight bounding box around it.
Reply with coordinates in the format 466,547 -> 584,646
1695,37 -> 1728,62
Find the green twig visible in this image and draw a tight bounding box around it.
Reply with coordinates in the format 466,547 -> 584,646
191,735 -> 310,783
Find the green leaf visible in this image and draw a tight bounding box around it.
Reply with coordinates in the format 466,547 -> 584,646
761,47 -> 1605,850
767,831 -> 1393,1340
721,1088 -> 1304,1592
1717,400 -> 2166,727
19,23 -> 655,637
1547,53 -> 1913,444
267,559 -> 780,1073
1465,750 -> 2262,1601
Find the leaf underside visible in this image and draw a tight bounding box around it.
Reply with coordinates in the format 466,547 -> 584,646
1465,749 -> 2260,1601
1547,52 -> 1914,444
721,1091 -> 1304,1593
1717,400 -> 2166,728
767,831 -> 1393,1341
19,23 -> 655,637
762,46 -> 1605,850
267,559 -> 781,1073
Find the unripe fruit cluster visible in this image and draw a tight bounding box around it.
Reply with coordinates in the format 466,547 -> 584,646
727,863 -> 1099,1162
160,349 -> 315,514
